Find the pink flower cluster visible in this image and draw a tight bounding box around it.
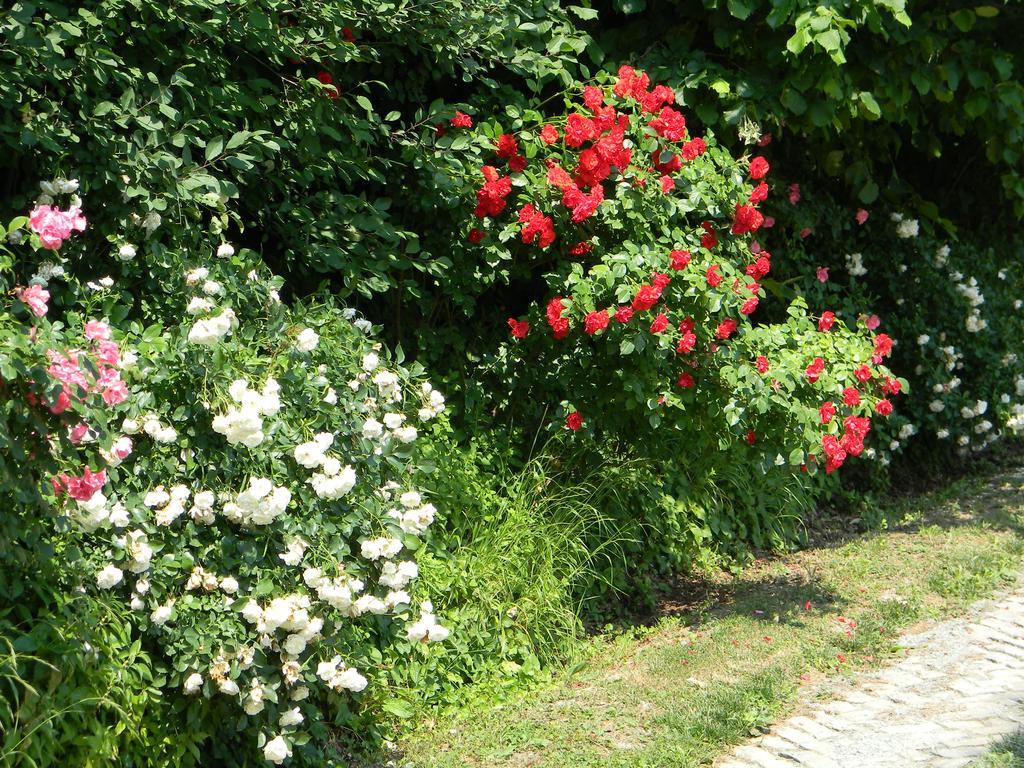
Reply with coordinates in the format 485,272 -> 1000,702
52,466 -> 107,501
29,204 -> 87,250
46,320 -> 129,413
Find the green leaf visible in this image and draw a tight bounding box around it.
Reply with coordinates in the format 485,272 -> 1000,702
567,5 -> 599,20
205,136 -> 223,161
858,91 -> 882,119
727,0 -> 755,21
786,27 -> 811,55
780,89 -> 807,115
355,95 -> 373,113
950,9 -> 976,31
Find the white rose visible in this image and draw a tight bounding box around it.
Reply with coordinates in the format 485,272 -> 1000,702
118,244 -> 137,261
263,735 -> 291,764
296,328 -> 319,352
183,672 -> 203,695
279,707 -> 304,727
362,352 -> 379,372
96,565 -> 123,589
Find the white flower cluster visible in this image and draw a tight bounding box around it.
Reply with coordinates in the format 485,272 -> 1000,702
407,600 -> 450,643
293,433 -> 357,499
222,478 -> 291,526
212,378 -> 281,447
891,212 -> 919,238
185,266 -> 237,345
845,252 -> 867,277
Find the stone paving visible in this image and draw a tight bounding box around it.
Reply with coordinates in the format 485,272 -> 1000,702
718,582 -> 1024,768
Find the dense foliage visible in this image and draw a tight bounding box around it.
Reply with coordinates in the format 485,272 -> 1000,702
2,0 -> 1023,765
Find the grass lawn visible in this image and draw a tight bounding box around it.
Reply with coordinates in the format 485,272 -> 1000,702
399,469 -> 1024,768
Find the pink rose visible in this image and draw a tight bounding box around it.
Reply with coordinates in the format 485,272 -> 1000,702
856,208 -> 869,225
800,227 -> 812,238
84,320 -> 111,341
16,285 -> 50,317
95,340 -> 121,367
69,422 -> 90,444
816,267 -> 829,283
112,436 -> 133,460
866,314 -> 881,330
28,204 -> 87,250
787,183 -> 801,205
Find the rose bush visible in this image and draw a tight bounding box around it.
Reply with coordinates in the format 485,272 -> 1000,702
453,68 -> 904,484
1,184 -> 455,765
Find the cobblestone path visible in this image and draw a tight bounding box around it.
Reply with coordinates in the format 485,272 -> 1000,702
719,582 -> 1024,768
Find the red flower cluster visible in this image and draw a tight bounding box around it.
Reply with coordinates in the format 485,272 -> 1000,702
822,416 -> 871,473
818,311 -> 836,332
451,111 -> 473,128
670,249 -> 691,270
519,204 -> 555,248
474,166 -> 512,218
546,296 -> 570,339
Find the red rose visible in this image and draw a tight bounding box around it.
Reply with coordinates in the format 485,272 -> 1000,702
649,107 -> 687,141
508,155 -> 527,173
451,111 -> 473,128
569,241 -> 593,256
819,401 -> 836,424
566,412 -> 583,431
745,429 -> 757,445
748,182 -> 769,204
584,310 -> 610,336
342,27 -> 356,42
854,364 -> 873,382
670,250 -> 691,270
731,204 -> 764,235
583,86 -> 605,111
700,221 -> 718,250
468,228 -> 484,244
507,318 -> 530,339
756,356 -> 770,373
676,331 -> 696,354
682,137 -> 706,160
632,284 -> 662,311
565,113 -> 596,147
650,313 -> 669,334
705,265 -> 723,287
842,387 -> 861,406
677,372 -> 695,388
546,164 -> 575,191
496,134 -> 518,158
749,156 -> 770,179
660,175 -> 676,194
715,318 -> 738,340
880,376 -> 902,395
818,311 -> 835,332
540,124 -> 559,144
806,357 -> 825,382
874,333 -> 893,357
740,298 -> 759,315
614,306 -> 634,323
875,399 -> 893,416
651,272 -> 671,290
